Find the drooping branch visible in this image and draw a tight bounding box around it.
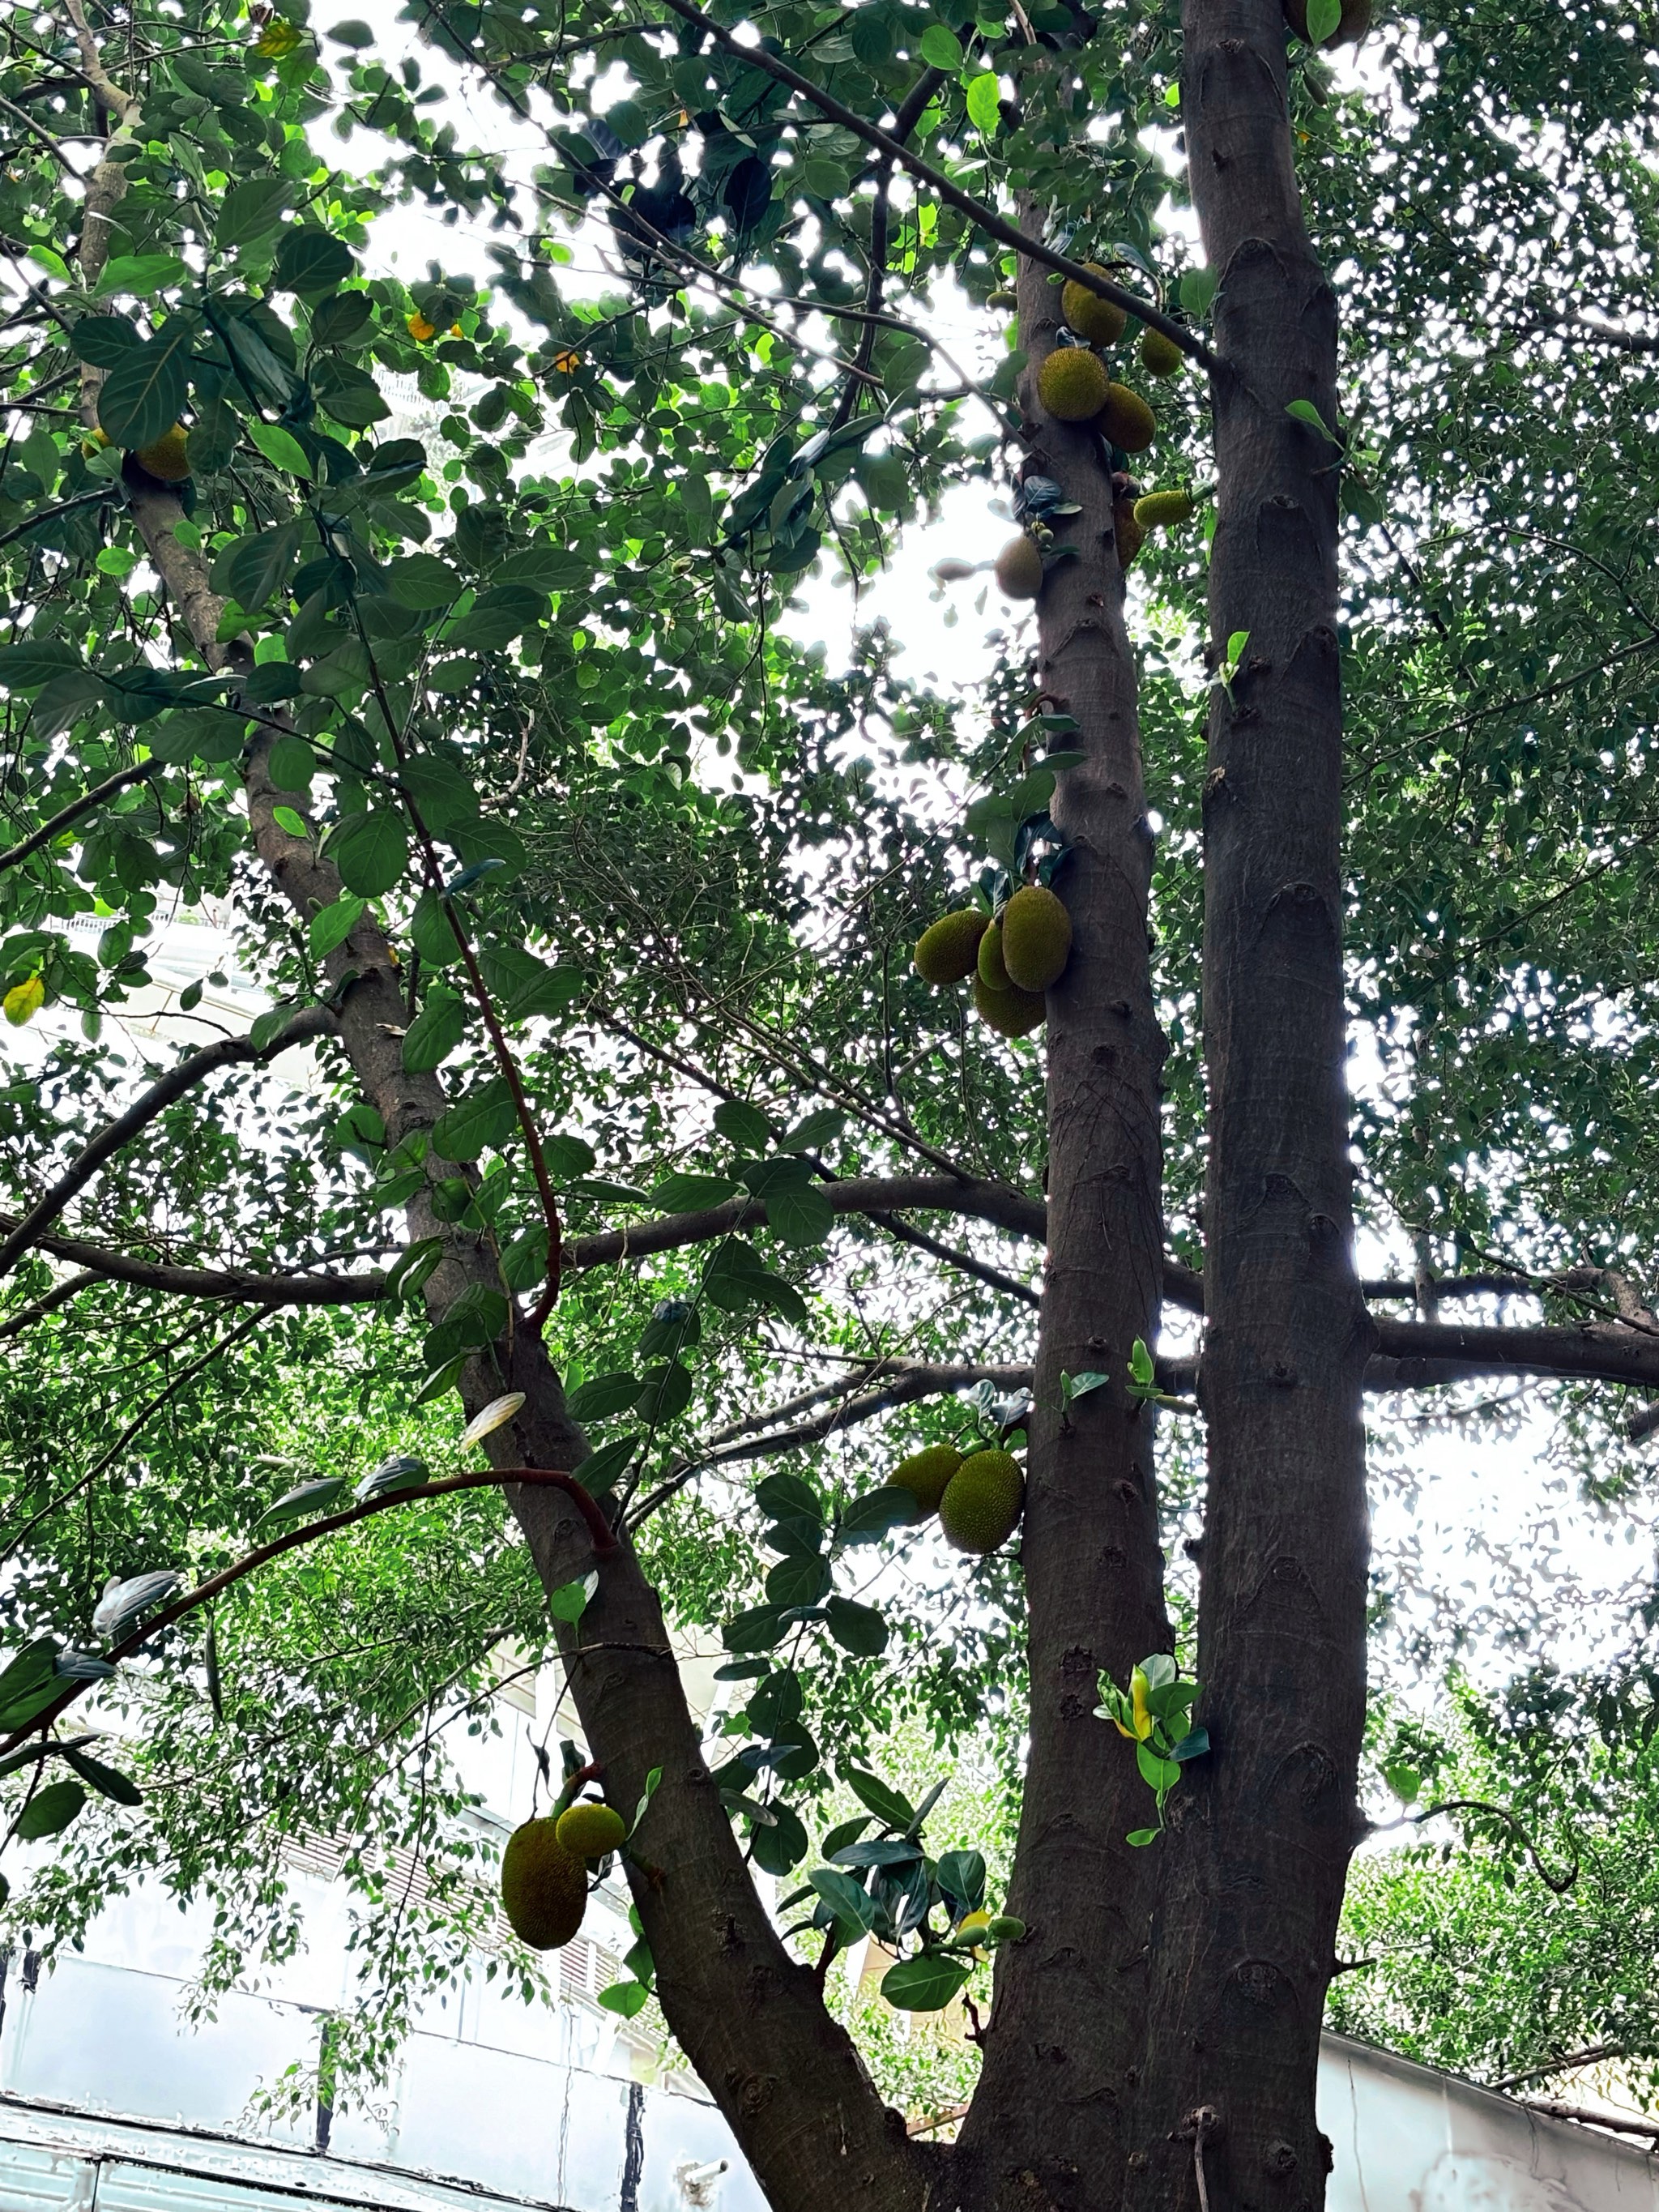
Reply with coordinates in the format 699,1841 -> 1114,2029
0,758 -> 162,871
0,1467 -> 613,1760
0,1006 -> 337,1287
0,1232 -> 386,1305
647,0 -> 1219,371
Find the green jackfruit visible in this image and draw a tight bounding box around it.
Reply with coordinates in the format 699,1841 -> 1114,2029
939,1449 -> 1026,1555
1060,264 -> 1127,348
977,918 -> 1012,993
501,1817 -> 587,1949
1095,382 -> 1156,454
995,535 -> 1044,600
973,974 -> 1046,1037
1115,497 -> 1146,569
1134,489 -> 1196,530
1000,884 -> 1073,993
1139,327 -> 1186,378
1283,0 -> 1371,43
915,909 -> 987,985
556,1801 -> 627,1860
1036,347 -> 1110,423
892,1443 -> 963,1518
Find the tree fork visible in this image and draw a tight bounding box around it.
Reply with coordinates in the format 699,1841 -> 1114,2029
1127,6 -> 1375,2207
952,203 -> 1173,2212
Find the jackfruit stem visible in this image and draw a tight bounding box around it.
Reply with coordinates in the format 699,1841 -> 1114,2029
553,1758 -> 603,1817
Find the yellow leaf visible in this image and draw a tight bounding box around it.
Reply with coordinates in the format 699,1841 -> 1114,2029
406,313 -> 437,343
1130,1668 -> 1155,1740
3,975 -> 45,1027
552,348 -> 582,375
254,18 -> 301,56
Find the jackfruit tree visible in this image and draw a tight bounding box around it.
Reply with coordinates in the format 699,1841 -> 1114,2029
2,0 -> 1659,2203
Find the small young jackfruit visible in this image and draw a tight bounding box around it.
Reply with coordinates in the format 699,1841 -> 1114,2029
893,1443 -> 964,1518
1036,347 -> 1111,424
133,425 -> 192,482
556,1801 -> 627,1860
1000,884 -> 1073,993
1134,489 -> 1196,530
1114,497 -> 1146,569
1283,0 -> 1371,43
1139,327 -> 1186,378
987,287 -> 1018,310
1060,264 -> 1127,348
987,1915 -> 1026,1943
973,974 -> 1046,1037
501,1817 -> 588,1949
977,917 -> 1012,993
995,535 -> 1044,600
1094,382 -> 1157,454
915,909 -> 988,986
939,1448 -> 1026,1555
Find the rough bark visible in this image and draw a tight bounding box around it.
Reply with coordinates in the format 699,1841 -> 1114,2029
952,213 -> 1172,2212
66,49 -> 929,2205
1126,7 -> 1374,2208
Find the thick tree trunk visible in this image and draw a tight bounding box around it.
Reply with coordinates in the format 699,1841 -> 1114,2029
953,219 -> 1172,2212
1125,6 -> 1374,2208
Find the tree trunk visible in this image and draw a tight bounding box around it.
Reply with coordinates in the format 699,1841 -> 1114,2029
953,215 -> 1172,2212
1125,6 -> 1374,2207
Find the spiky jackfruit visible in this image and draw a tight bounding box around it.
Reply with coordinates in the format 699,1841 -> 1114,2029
977,918 -> 1012,993
1114,497 -> 1146,569
1094,382 -> 1156,454
1037,347 -> 1111,423
939,1449 -> 1026,1554
995,534 -> 1044,600
915,910 -> 987,985
133,425 -> 191,482
1139,327 -> 1186,378
1134,489 -> 1196,530
893,1444 -> 963,1518
501,1817 -> 587,1949
973,975 -> 1046,1037
556,1802 -> 627,1860
1000,884 -> 1072,993
1060,264 -> 1127,348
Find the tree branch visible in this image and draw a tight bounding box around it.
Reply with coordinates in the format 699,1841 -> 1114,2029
0,1467 -> 612,1759
0,1268 -> 96,1341
647,0 -> 1219,372
1372,1316 -> 1659,1393
0,758 -> 161,871
1518,2103 -> 1659,2142
0,1005 -> 337,1287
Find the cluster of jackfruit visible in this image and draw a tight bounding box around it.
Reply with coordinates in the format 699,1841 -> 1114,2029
892,1443 -> 1026,1557
914,882 -> 1073,1037
992,265 -> 1196,596
500,1797 -> 628,1950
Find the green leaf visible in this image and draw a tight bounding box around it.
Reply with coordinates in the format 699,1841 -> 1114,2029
273,227 -> 356,293
574,1434 -> 638,1497
1126,1827 -> 1161,1847
936,1849 -> 987,1915
810,1867 -> 880,1939
713,1099 -> 771,1151
0,641 -> 83,691
750,1801 -> 808,1876
331,811 -> 408,897
1137,1742 -> 1182,1792
919,23 -> 962,66
1171,1727 -> 1210,1762
779,1108 -> 844,1153
95,254 -> 187,297
649,1172 -> 740,1212
1304,0 -> 1343,41
1179,267 -> 1218,320
548,1573 -> 597,1624
96,329 -> 194,450
216,175 -> 293,249
766,1183 -> 835,1248
432,1078 -> 518,1162
842,1766 -> 915,1830
965,70 -> 1001,134
838,1488 -> 916,1545
722,1603 -> 789,1653
1384,1761 -> 1421,1804
268,732 -> 315,794
272,805 -> 309,838
566,1371 -> 644,1421
881,1954 -> 971,2012
1286,398 -> 1341,444
597,1979 -> 651,2019
387,553 -> 463,609
401,983 -> 466,1072
747,1668 -> 804,1736
16,1779 -> 87,1839
308,894 -> 365,960
247,420 -> 315,477
634,1360 -> 694,1424
70,314 -> 143,367
62,1748 -> 142,1805
824,1596 -> 888,1656
257,1475 -> 348,1527
629,1763 -> 662,1838
766,1552 -> 830,1609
